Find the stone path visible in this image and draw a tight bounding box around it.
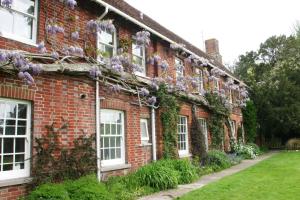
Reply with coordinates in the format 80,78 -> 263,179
139,151 -> 278,200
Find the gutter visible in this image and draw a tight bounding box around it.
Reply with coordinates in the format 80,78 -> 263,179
96,5 -> 109,182
94,0 -> 243,84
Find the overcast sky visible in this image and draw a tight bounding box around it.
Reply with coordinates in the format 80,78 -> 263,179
124,0 -> 300,65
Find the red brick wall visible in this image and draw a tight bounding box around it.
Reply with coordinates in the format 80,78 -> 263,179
0,184 -> 27,200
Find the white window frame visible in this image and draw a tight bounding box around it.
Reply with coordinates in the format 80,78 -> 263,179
195,68 -> 204,93
97,29 -> 117,60
229,89 -> 233,104
0,0 -> 38,46
198,118 -> 208,136
177,115 -> 189,156
175,57 -> 184,80
0,98 -> 31,181
140,119 -> 149,144
100,109 -> 125,167
132,39 -> 146,77
214,79 -> 220,91
230,120 -> 236,138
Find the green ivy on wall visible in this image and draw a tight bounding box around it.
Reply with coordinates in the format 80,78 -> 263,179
156,84 -> 180,159
205,93 -> 230,150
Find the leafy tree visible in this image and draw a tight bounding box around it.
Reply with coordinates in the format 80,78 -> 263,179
242,100 -> 257,143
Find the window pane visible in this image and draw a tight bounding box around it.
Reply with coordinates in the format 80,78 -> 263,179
99,44 -> 113,58
0,8 -> 13,34
15,138 -> 25,153
116,148 -> 121,158
110,137 -> 115,148
141,122 -> 148,138
13,0 -> 35,15
18,120 -> 26,126
132,43 -> 143,57
99,31 -> 113,45
5,103 -> 17,118
17,127 -> 26,135
15,162 -> 24,170
104,149 -> 109,160
3,138 -> 14,153
3,164 -> 13,171
105,124 -> 110,135
14,14 -> 33,40
104,137 -> 109,148
116,137 -> 120,147
0,127 -> 3,135
3,155 -> 13,164
5,126 -> 15,135
110,149 -> 115,159
117,124 -> 121,135
111,124 -> 116,135
133,55 -> 143,66
18,104 -> 27,119
100,124 -> 104,135
15,154 -> 24,162
6,120 -> 16,126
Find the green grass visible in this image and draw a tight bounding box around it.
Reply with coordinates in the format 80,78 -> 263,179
179,152 -> 300,200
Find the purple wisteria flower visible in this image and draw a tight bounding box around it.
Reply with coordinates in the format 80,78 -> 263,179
170,43 -> 185,51
51,51 -> 59,60
37,41 -> 47,54
139,88 -> 150,97
159,60 -> 169,71
89,66 -> 101,78
71,31 -> 79,41
65,0 -> 77,10
46,24 -> 64,35
131,63 -> 143,73
110,56 -> 124,73
147,96 -> 157,105
110,84 -> 122,93
86,19 -> 115,34
135,31 -> 150,47
1,0 -> 13,7
0,51 -> 8,62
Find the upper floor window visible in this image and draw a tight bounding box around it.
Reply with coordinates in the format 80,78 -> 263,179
177,115 -> 188,156
140,119 -> 149,144
175,57 -> 184,80
132,40 -> 146,76
100,109 -> 125,166
0,98 -> 31,181
0,0 -> 38,44
98,30 -> 116,58
195,68 -> 204,93
213,79 -> 219,91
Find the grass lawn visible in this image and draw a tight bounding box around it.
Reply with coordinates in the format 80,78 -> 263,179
179,152 -> 300,200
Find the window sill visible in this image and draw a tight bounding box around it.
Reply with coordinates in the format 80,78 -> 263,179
0,32 -> 37,47
0,177 -> 32,188
101,164 -> 131,172
179,153 -> 192,158
139,143 -> 152,147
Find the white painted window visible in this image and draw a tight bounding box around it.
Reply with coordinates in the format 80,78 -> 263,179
0,98 -> 31,181
177,116 -> 188,156
198,118 -> 208,136
140,119 -> 149,144
97,30 -> 116,58
175,57 -> 184,80
0,0 -> 38,45
213,79 -> 219,91
229,120 -> 236,138
100,110 -> 125,166
132,40 -> 146,76
195,68 -> 204,93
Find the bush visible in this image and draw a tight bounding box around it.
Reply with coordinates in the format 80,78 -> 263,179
247,143 -> 261,155
204,150 -> 231,170
233,142 -> 257,159
227,153 -> 243,165
27,183 -> 70,200
64,175 -> 111,200
135,160 -> 179,190
171,159 -> 199,184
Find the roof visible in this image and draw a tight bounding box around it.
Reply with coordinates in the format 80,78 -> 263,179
96,0 -> 240,81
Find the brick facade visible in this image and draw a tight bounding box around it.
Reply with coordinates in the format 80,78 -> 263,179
0,0 -> 243,199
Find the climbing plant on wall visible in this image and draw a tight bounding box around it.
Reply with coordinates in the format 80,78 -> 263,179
156,84 -> 180,159
205,93 -> 230,150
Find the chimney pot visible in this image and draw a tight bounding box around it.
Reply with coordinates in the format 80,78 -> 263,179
205,38 -> 222,64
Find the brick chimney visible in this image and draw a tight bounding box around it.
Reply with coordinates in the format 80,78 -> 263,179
205,38 -> 222,64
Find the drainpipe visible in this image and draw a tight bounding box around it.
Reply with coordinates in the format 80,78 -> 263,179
96,6 -> 109,182
151,107 -> 157,161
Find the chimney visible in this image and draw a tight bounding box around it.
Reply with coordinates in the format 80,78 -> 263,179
205,38 -> 222,64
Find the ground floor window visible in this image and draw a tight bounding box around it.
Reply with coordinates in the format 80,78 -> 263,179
177,115 -> 188,156
0,98 -> 31,181
198,118 -> 208,136
100,109 -> 125,166
140,119 -> 149,144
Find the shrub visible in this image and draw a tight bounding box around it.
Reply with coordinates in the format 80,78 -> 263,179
204,150 -> 231,170
171,159 -> 199,184
27,183 -> 70,200
247,143 -> 261,155
135,161 -> 179,190
233,142 -> 257,159
227,153 -> 243,165
64,175 -> 111,200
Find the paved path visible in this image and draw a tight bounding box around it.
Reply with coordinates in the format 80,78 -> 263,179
139,151 -> 278,200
